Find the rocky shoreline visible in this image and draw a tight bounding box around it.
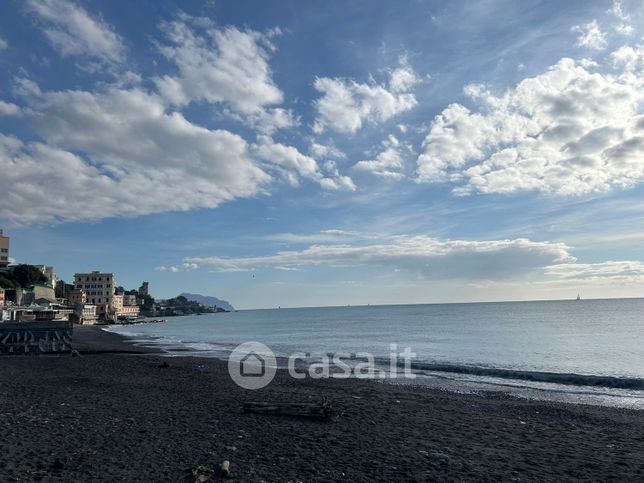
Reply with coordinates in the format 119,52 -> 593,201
0,326 -> 642,481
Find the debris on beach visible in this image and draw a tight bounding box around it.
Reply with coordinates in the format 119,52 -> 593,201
220,460 -> 231,477
243,400 -> 333,419
191,465 -> 214,482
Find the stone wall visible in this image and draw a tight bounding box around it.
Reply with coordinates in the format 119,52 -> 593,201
0,322 -> 73,355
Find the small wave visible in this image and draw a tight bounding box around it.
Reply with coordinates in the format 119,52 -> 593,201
406,362 -> 644,390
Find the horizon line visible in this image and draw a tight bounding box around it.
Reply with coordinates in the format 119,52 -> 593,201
233,295 -> 644,311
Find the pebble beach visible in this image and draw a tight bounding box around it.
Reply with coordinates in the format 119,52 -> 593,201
0,326 -> 643,482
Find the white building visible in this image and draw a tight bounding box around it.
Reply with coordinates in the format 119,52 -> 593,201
75,303 -> 98,324
74,272 -> 116,308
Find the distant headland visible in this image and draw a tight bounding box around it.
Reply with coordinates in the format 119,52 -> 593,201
178,293 -> 235,312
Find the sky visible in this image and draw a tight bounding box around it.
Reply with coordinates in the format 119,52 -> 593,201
2,0 -> 644,309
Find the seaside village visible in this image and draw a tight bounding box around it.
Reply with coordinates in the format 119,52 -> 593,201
0,228 -> 153,325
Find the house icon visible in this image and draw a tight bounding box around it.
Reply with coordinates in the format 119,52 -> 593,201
240,351 -> 266,377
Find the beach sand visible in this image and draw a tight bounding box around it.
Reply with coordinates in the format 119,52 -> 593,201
0,326 -> 643,482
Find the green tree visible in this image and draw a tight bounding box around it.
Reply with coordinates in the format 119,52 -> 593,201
141,294 -> 155,310
0,275 -> 17,289
10,265 -> 48,288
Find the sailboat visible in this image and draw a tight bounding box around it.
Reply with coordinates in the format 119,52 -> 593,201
576,293 -> 581,301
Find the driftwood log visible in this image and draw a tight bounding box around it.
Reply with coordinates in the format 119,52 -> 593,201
243,400 -> 332,419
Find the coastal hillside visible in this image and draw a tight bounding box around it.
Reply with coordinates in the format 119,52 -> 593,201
179,293 -> 235,311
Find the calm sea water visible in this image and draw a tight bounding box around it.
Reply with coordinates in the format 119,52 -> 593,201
105,299 -> 644,408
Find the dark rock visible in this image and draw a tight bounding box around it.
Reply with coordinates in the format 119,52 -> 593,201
426,451 -> 450,464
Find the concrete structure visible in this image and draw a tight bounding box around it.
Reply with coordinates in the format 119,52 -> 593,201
0,287 -> 4,306
2,305 -> 72,323
0,229 -> 9,268
0,322 -> 73,355
16,285 -> 57,305
139,281 -> 149,297
74,272 -> 116,306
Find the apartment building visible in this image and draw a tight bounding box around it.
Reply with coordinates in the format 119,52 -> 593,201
0,229 -> 9,268
74,272 -> 116,306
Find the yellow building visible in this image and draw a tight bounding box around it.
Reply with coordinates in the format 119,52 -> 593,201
68,288 -> 87,305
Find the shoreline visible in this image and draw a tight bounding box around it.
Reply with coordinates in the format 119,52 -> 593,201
102,324 -> 644,410
1,327 -> 642,481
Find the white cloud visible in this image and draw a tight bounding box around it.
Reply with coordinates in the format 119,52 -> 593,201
389,58 -> 420,92
545,260 -> 644,282
417,52 -> 644,196
265,230 -> 368,244
312,60 -> 419,134
252,136 -> 355,191
572,20 -> 607,50
180,231 -> 644,285
609,0 -> 634,36
321,160 -> 357,191
184,234 -> 574,280
2,84 -> 272,223
0,36 -> 8,50
155,263 -> 198,273
156,14 -> 294,133
0,101 -> 20,115
354,134 -> 406,179
610,44 -> 644,71
25,0 -> 125,64
2,70 -> 357,223
309,141 -> 346,160
252,137 -> 322,187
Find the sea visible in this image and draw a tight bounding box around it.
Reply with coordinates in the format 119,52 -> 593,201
104,298 -> 644,409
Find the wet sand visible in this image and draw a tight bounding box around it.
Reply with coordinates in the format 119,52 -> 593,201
0,326 -> 642,482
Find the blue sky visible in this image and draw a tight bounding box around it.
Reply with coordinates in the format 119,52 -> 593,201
2,0 -> 644,308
